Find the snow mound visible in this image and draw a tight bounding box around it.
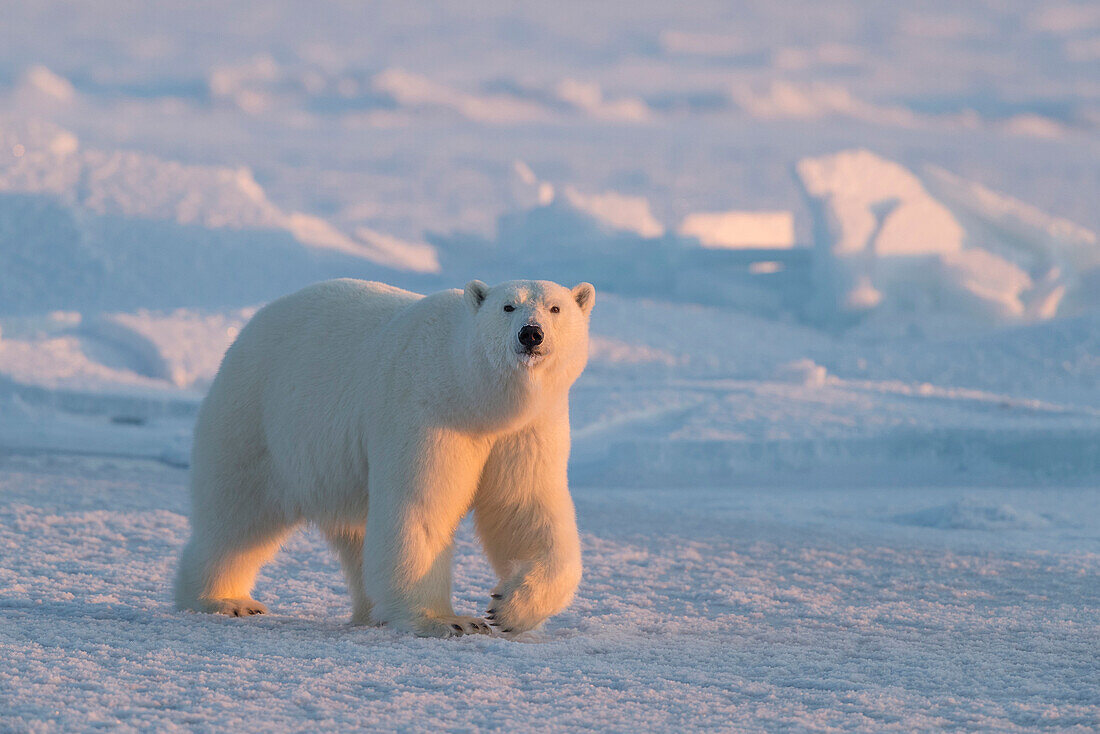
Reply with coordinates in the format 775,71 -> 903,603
16,65 -> 76,104
287,213 -> 440,270
468,182 -> 670,287
554,79 -> 650,122
0,331 -> 166,392
731,82 -> 916,126
498,165 -> 663,242
797,149 -> 1082,328
559,186 -> 665,239
0,121 -> 436,268
0,120 -> 281,228
894,498 -> 1052,531
372,68 -> 546,124
354,226 -> 440,274
678,210 -> 795,249
923,165 -> 1099,313
773,358 -> 828,387
0,124 -> 441,315
87,308 -> 256,389
78,154 -> 286,229
208,55 -> 281,114
798,149 -> 963,258
0,306 -> 254,392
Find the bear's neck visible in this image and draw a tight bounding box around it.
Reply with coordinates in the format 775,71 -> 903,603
445,342 -> 560,436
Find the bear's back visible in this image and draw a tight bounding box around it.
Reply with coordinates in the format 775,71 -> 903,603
192,279 -> 428,504
257,279 -> 421,342
195,281 -> 418,453
232,279 -> 415,365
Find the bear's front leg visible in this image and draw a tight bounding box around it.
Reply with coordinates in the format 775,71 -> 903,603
362,427 -> 494,637
473,418 -> 582,634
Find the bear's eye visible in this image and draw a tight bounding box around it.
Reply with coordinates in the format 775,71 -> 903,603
503,305 -> 515,312
550,305 -> 560,313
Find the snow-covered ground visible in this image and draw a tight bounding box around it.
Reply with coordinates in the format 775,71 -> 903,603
3,453 -> 1098,731
1,1 -> 1099,730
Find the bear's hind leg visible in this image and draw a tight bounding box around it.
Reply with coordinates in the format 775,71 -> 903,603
322,524 -> 373,624
174,508 -> 296,617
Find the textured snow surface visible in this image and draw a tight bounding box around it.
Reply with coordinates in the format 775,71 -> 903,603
1,454 -> 1098,732
2,1 -> 1100,730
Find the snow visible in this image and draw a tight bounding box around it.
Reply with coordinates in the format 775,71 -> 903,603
372,68 -> 548,124
730,81 -> 918,127
1,1 -> 1099,730
678,210 -> 795,249
554,79 -> 651,122
2,455 -> 1098,731
558,187 -> 665,239
87,308 -> 257,389
774,359 -> 829,388
796,149 -> 1096,328
17,66 -> 76,103
354,227 -> 441,274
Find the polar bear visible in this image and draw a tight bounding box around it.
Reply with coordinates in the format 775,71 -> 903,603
174,278 -> 594,637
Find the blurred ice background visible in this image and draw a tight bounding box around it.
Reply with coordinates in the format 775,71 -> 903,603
1,2 -> 1098,730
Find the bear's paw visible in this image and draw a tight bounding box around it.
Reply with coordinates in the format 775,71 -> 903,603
484,583 -> 550,635
202,597 -> 269,617
414,614 -> 494,638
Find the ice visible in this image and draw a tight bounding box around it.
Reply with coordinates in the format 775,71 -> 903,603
796,149 -> 1091,329
797,149 -> 965,259
923,165 -> 1099,313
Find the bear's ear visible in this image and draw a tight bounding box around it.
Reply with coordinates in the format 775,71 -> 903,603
572,282 -> 595,315
464,280 -> 490,312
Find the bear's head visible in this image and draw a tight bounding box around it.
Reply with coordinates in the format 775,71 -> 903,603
463,279 -> 595,385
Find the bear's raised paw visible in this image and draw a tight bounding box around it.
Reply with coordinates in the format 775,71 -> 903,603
484,578 -> 560,635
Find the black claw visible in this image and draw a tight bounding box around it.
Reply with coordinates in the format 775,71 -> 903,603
487,608 -> 496,615
451,624 -> 463,633
491,593 -> 503,599
502,628 -> 512,634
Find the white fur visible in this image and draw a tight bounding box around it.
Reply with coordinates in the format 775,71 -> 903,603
174,278 -> 594,637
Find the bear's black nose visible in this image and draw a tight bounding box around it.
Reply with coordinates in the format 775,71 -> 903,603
518,324 -> 544,349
